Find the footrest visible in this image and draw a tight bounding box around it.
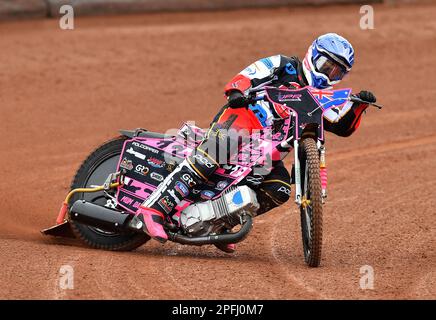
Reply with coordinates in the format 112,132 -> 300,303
40,221 -> 76,238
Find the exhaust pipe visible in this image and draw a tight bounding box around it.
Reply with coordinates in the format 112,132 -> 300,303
69,200 -> 143,233
168,215 -> 253,246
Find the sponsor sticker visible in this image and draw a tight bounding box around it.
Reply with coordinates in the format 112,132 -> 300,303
278,93 -> 302,102
126,147 -> 146,160
150,172 -> 164,182
246,176 -> 263,185
133,201 -> 142,209
175,181 -> 189,197
192,153 -> 215,169
147,157 -> 164,168
120,158 -> 133,170
244,66 -> 257,76
232,190 -> 243,205
168,189 -> 182,204
232,79 -> 242,88
216,180 -> 229,191
120,195 -> 134,205
120,196 -> 144,209
166,162 -> 176,172
158,196 -> 174,214
200,190 -> 215,200
132,141 -> 159,154
135,164 -> 149,176
278,186 -> 291,196
182,173 -> 196,187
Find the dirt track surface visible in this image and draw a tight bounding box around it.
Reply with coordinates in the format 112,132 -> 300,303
0,4 -> 435,299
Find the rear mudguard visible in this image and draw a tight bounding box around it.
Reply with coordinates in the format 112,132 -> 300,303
119,129 -> 174,140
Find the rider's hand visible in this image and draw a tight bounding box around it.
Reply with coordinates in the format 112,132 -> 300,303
227,90 -> 248,108
357,90 -> 377,104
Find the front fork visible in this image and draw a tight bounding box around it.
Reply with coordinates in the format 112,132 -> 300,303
293,139 -> 328,205
294,139 -> 302,205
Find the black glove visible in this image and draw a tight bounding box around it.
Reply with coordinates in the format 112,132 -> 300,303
227,90 -> 248,108
357,90 -> 376,104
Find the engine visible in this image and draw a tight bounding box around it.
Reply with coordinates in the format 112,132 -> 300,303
180,186 -> 259,237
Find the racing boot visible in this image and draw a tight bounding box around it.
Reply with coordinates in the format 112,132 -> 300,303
213,228 -> 237,253
214,243 -> 236,254
135,206 -> 168,243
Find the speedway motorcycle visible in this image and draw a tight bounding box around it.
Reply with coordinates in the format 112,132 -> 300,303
42,86 -> 381,267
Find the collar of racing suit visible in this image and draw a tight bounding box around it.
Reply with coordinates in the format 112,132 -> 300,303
291,56 -> 309,88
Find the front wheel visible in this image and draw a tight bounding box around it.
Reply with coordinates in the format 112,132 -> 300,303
69,136 -> 150,251
299,138 -> 323,267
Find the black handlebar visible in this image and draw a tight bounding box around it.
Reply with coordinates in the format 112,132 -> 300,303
247,89 -> 383,110
349,96 -> 383,109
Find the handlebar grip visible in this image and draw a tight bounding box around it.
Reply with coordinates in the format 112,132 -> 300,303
350,96 -> 367,104
350,96 -> 383,109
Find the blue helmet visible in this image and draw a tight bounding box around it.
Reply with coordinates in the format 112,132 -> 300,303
302,33 -> 354,89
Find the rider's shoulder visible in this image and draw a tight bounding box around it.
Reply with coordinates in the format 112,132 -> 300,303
278,54 -> 300,62
275,55 -> 301,70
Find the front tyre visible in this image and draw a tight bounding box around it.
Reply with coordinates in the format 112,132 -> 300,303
299,138 -> 323,267
69,136 -> 150,251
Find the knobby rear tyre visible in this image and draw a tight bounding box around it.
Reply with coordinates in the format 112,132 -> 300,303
69,136 -> 150,251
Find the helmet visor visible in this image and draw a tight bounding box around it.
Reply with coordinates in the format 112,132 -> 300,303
314,55 -> 348,82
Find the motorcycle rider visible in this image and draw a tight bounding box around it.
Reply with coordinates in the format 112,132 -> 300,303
135,33 -> 377,252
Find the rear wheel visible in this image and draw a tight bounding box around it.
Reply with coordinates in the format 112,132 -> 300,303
299,138 -> 323,267
69,136 -> 150,251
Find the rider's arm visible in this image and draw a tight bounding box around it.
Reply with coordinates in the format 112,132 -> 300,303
323,101 -> 368,137
224,55 -> 288,96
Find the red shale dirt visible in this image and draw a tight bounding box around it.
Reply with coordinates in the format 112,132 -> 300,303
0,3 -> 435,299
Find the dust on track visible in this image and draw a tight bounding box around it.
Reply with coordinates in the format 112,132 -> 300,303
0,3 -> 435,299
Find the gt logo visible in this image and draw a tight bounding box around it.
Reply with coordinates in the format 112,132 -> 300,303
278,186 -> 291,196
135,164 -> 149,175
192,154 -> 215,169
182,173 -> 196,187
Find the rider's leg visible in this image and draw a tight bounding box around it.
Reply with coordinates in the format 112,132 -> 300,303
136,107 -> 255,243
255,161 -> 292,216
214,161 -> 291,253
